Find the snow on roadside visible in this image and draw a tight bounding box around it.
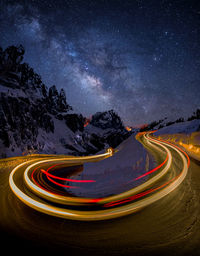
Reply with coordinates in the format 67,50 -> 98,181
154,119 -> 200,161
155,119 -> 200,136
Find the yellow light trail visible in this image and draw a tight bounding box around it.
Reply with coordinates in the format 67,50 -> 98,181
9,134 -> 189,221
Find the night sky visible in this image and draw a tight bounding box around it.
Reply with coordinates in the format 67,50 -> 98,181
0,0 -> 200,125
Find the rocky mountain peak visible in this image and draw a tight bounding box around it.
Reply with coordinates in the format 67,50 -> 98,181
48,85 -> 72,114
90,109 -> 124,130
49,85 -> 58,97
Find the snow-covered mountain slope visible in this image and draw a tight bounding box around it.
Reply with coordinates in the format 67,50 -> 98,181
0,45 -> 132,158
140,109 -> 200,134
155,119 -> 200,136
154,119 -> 200,161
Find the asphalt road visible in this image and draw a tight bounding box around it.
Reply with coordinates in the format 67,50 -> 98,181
0,133 -> 200,255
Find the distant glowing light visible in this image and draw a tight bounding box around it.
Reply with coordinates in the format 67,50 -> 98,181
125,126 -> 132,131
84,118 -> 90,127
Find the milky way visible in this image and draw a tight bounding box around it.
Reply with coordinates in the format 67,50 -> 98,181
0,0 -> 200,125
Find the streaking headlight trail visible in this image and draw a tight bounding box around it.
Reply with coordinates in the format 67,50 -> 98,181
9,133 -> 190,221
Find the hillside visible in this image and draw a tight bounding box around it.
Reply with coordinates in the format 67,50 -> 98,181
0,45 -> 131,158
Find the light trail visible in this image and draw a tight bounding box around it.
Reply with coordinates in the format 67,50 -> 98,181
133,153 -> 169,181
9,134 -> 190,221
98,137 -> 172,205
22,138 -> 171,206
23,149 -> 113,205
40,165 -> 95,182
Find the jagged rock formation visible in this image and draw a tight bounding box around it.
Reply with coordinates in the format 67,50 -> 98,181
48,85 -> 72,114
90,110 -> 124,130
86,110 -> 130,149
64,114 -> 85,133
0,45 -> 132,158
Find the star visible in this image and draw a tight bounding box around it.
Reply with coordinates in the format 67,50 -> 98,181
1,0 -> 199,125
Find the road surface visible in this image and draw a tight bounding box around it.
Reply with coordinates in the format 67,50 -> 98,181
0,132 -> 200,255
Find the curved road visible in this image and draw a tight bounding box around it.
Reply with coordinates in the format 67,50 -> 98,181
0,132 -> 200,255
8,132 -> 189,220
